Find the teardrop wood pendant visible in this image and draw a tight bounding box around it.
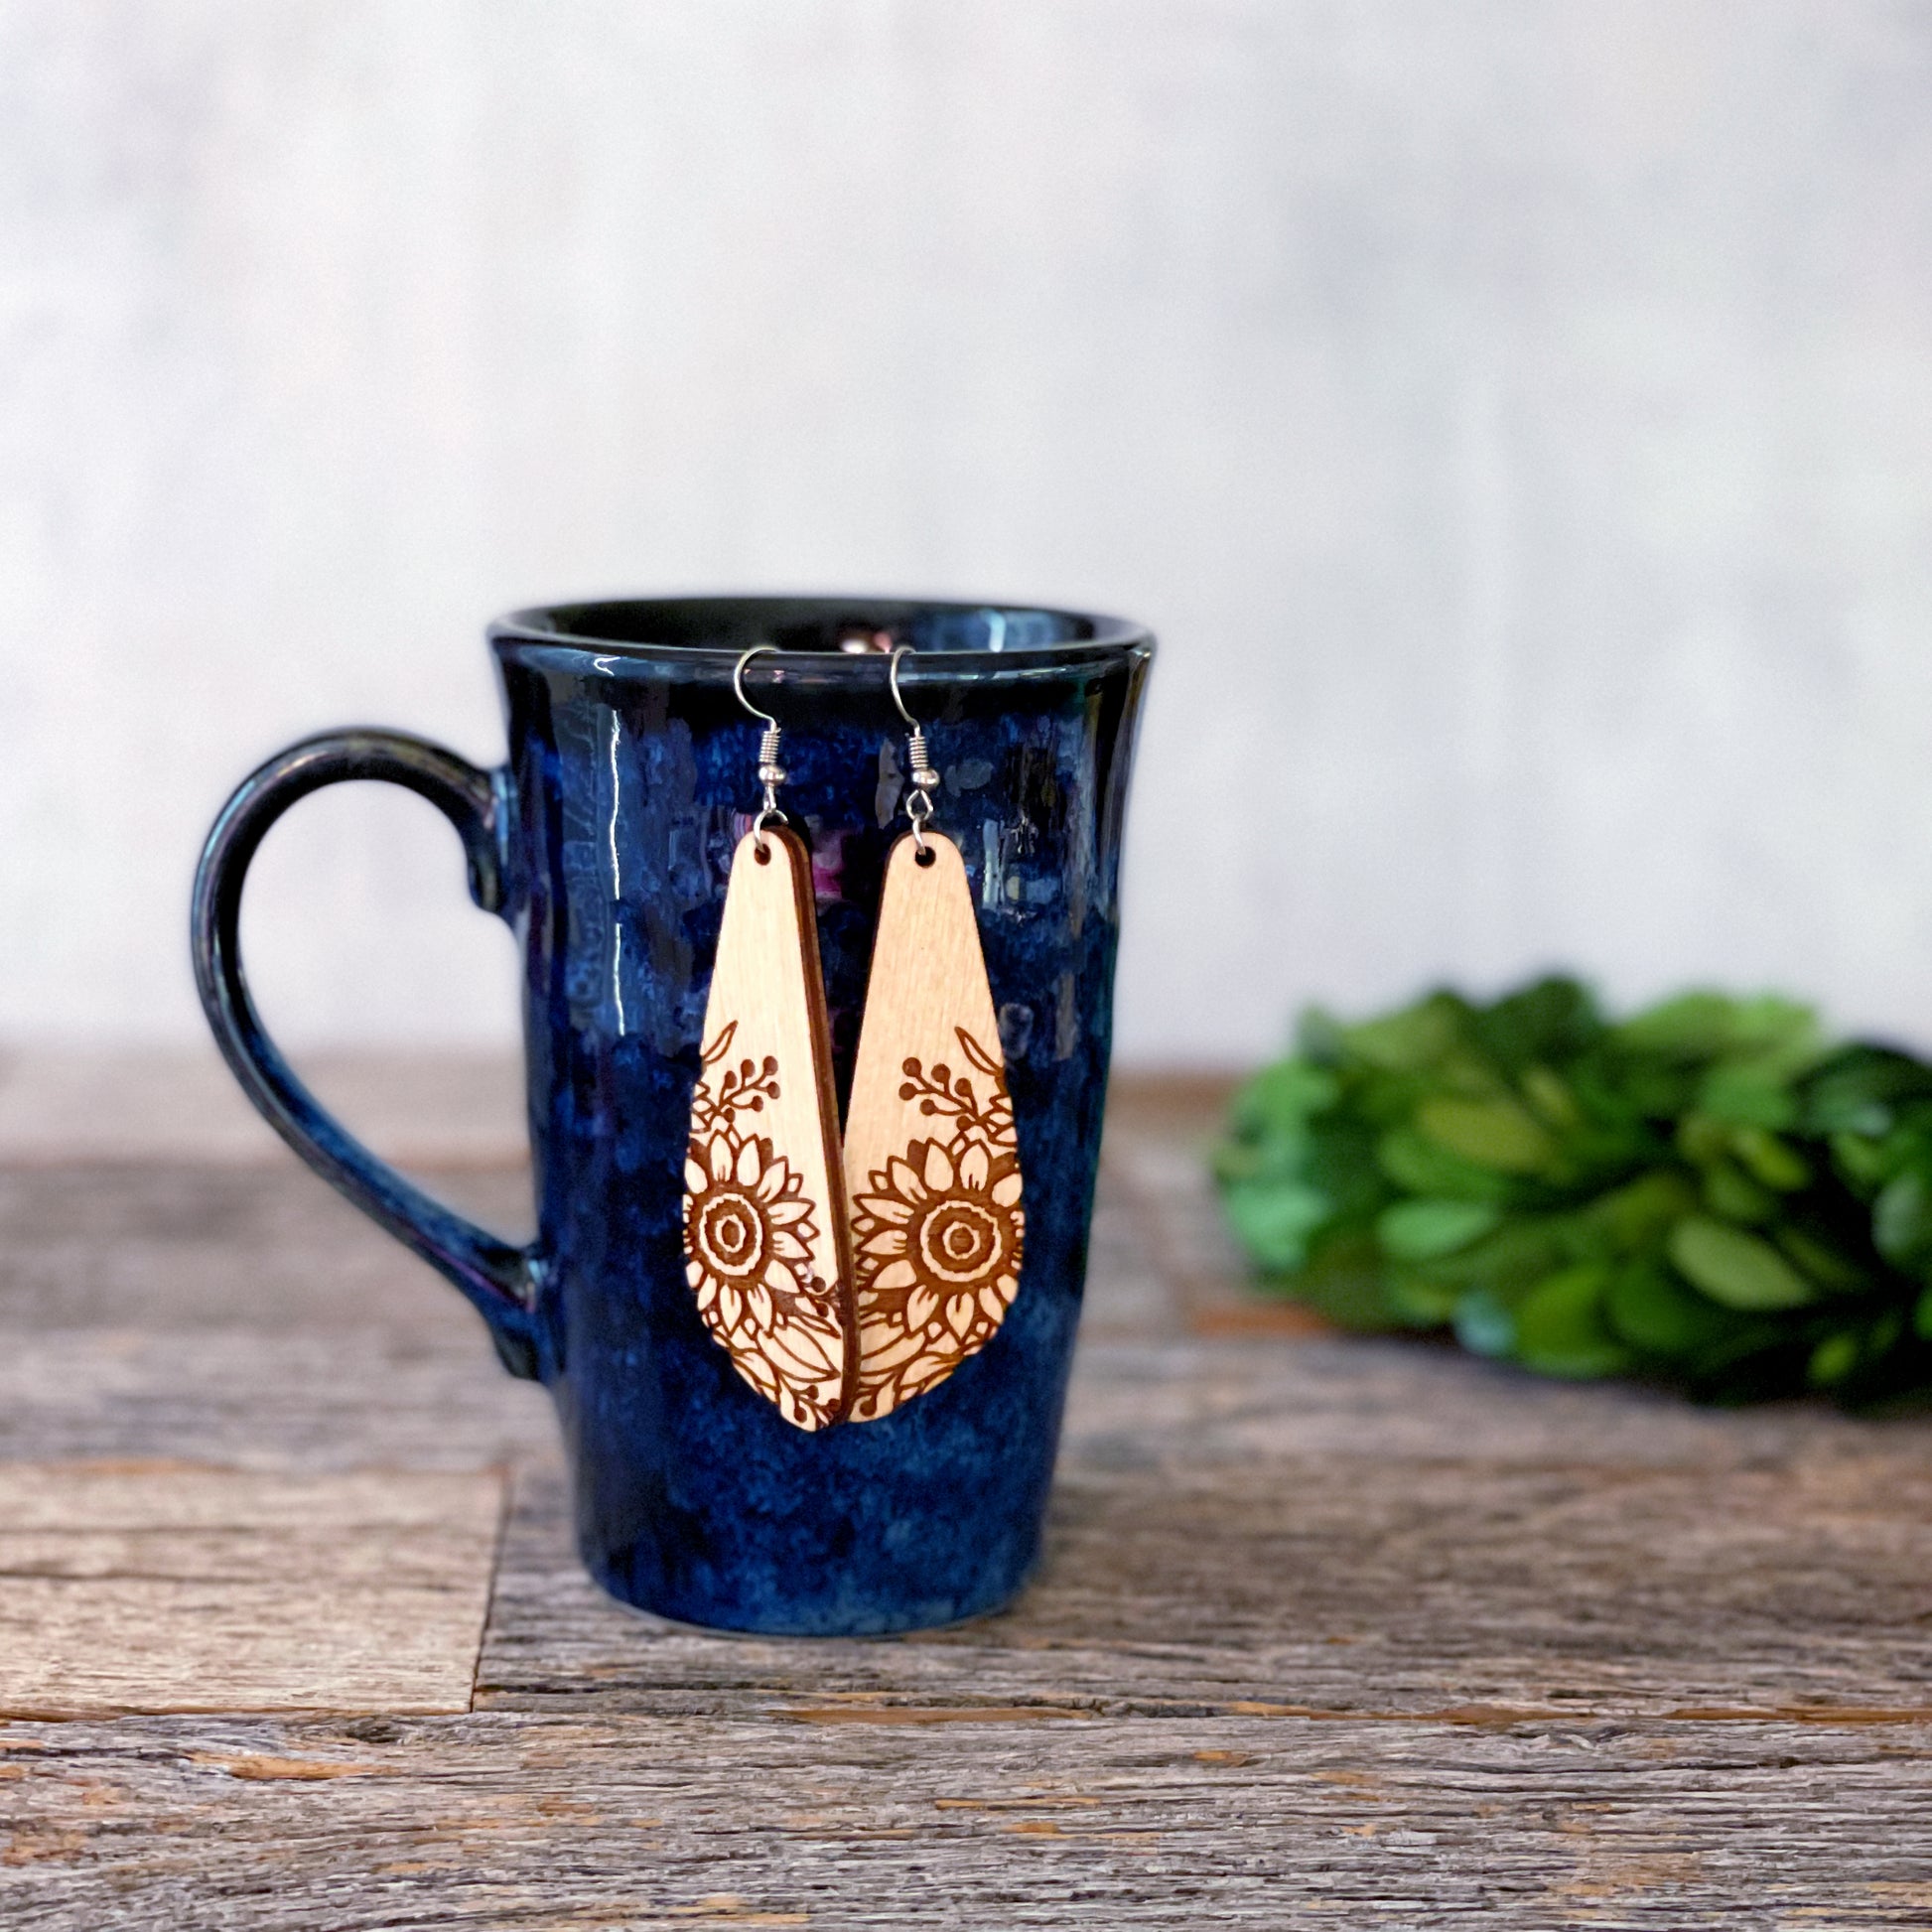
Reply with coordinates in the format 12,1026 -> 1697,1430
842,832 -> 1025,1423
683,827 -> 855,1431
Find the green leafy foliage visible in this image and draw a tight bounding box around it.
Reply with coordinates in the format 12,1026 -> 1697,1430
1213,978 -> 1932,1409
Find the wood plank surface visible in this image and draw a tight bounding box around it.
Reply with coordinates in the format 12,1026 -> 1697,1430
478,1457 -> 1932,1725
2,1711 -> 1927,1929
0,1468 -> 503,1718
0,1058 -> 1929,1924
0,1048 -> 529,1169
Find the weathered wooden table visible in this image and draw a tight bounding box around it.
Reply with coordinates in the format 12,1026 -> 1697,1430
0,1053 -> 1928,1927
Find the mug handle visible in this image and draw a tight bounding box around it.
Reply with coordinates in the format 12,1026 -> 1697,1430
191,729 -> 540,1379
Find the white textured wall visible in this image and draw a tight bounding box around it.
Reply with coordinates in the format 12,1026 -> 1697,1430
6,1 -> 1932,1065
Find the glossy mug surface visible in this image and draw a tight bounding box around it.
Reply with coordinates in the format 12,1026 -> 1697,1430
193,597 -> 1154,1634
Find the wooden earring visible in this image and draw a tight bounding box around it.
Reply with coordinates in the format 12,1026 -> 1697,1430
842,648 -> 1026,1423
683,651 -> 855,1431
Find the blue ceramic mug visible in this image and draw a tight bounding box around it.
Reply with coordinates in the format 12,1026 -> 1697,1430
192,597 -> 1154,1634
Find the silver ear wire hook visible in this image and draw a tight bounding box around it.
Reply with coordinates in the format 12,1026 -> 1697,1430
889,645 -> 940,855
733,645 -> 787,851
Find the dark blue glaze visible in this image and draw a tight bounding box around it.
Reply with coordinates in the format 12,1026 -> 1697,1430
193,597 -> 1153,1634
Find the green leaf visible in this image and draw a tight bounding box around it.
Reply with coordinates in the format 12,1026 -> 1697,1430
1730,1127 -> 1809,1192
1284,1232 -> 1401,1331
1804,1045 -> 1932,1135
1302,1118 -> 1392,1224
1615,992 -> 1742,1058
1807,1331 -> 1861,1388
1618,992 -> 1822,1080
1511,1264 -> 1631,1378
1295,1006 -> 1348,1065
1675,1114 -> 1732,1167
1773,1227 -> 1866,1294
1870,1308 -> 1906,1355
1730,994 -> 1825,1058
1216,975 -> 1932,1409
1222,1181 -> 1330,1272
1581,1172 -> 1700,1252
1697,1065 -> 1798,1131
1469,977 -> 1602,1074
1376,1198 -> 1501,1262
1452,1288 -> 1515,1357
1604,1263 -> 1738,1356
1700,1163 -> 1775,1224
1519,1064 -> 1582,1128
1414,1096 -> 1555,1174
1228,1060 -> 1339,1139
1667,1216 -> 1816,1311
1587,1048 -> 1702,1124
1873,1170 -> 1932,1271
1831,1132 -> 1889,1190
1387,1268 -> 1461,1325
1376,1126 -> 1512,1202
1340,995 -> 1462,1072
1409,1216 -> 1575,1299
1212,1135 -> 1292,1186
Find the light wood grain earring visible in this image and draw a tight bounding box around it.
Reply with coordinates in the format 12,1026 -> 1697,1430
842,647 -> 1026,1422
682,648 -> 855,1431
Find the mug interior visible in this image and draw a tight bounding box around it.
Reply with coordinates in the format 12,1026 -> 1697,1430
489,595 -> 1148,660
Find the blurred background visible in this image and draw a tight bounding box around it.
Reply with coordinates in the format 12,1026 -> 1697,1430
6,1 -> 1932,1077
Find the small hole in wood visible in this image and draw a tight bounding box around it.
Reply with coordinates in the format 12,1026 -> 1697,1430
915,845 -> 937,868
755,842 -> 772,865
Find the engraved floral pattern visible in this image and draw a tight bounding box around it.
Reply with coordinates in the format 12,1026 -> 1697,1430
849,1027 -> 1025,1422
683,1024 -> 848,1432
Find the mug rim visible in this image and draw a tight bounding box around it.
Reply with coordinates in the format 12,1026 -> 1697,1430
487,593 -> 1155,668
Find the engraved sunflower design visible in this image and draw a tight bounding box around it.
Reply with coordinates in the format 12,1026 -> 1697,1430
682,1128 -> 823,1337
849,1065 -> 1026,1421
683,1030 -> 848,1430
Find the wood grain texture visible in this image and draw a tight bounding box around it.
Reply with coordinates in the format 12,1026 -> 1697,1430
0,1468 -> 502,1718
477,1455 -> 1932,1724
0,1049 -> 529,1169
684,828 -> 854,1431
0,1711 -> 1928,1928
0,1164 -> 532,1333
0,1320 -> 1923,1491
4,1098 -> 1932,1924
843,832 -> 1024,1421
